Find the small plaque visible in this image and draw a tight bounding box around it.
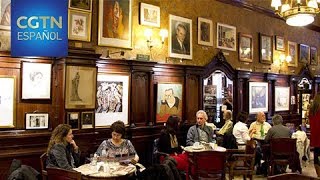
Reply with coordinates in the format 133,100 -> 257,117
136,54 -> 150,61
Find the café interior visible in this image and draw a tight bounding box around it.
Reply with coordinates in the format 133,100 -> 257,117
1,0 -> 320,179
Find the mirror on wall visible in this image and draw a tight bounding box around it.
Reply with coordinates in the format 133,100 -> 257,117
203,70 -> 233,127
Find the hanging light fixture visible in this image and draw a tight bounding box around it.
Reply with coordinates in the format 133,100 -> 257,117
271,0 -> 320,26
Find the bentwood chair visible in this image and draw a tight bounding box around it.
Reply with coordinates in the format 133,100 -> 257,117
47,167 -> 81,180
40,152 -> 48,180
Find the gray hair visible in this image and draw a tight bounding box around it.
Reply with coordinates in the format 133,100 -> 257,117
272,114 -> 283,125
196,110 -> 208,121
224,110 -> 232,120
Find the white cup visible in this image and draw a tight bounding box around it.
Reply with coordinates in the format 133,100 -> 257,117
194,142 -> 200,147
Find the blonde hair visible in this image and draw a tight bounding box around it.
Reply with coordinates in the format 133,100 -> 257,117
310,94 -> 320,116
47,124 -> 71,154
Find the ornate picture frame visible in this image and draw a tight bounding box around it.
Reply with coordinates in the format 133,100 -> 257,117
259,33 -> 273,64
275,86 -> 290,112
95,73 -> 130,127
68,9 -> 91,42
198,17 -> 213,46
275,35 -> 285,51
0,0 -> 10,30
217,23 -> 236,51
249,82 -> 268,114
238,33 -> 253,62
25,112 -> 49,130
299,44 -> 310,63
67,112 -> 80,130
139,2 -> 160,27
65,66 -> 97,109
0,76 -> 16,128
98,0 -> 132,48
287,41 -> 298,67
81,111 -> 94,129
69,0 -> 92,12
310,46 -> 318,65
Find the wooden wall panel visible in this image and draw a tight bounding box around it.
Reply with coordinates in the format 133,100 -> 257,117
185,74 -> 200,124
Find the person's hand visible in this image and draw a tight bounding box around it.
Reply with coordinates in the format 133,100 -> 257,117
130,158 -> 137,165
70,140 -> 79,151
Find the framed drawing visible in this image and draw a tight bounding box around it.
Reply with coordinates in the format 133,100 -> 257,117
249,82 -> 268,114
98,0 -> 132,48
238,33 -> 253,62
65,66 -> 97,109
81,111 -> 94,129
0,0 -> 10,30
95,73 -> 129,127
68,10 -> 91,42
217,23 -> 236,51
299,44 -> 310,63
156,83 -> 183,123
0,30 -> 10,51
140,3 -> 160,27
310,46 -> 318,65
67,112 -> 80,130
169,14 -> 192,60
275,36 -> 285,51
287,41 -> 298,67
69,0 -> 92,12
25,112 -> 49,130
198,17 -> 213,46
259,33 -> 273,64
0,76 -> 16,128
22,62 -> 52,100
275,86 -> 290,112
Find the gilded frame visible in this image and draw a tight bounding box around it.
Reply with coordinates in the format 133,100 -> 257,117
249,82 -> 268,114
287,41 -> 298,67
299,44 -> 310,63
310,46 -> 318,65
275,35 -> 285,51
239,33 -> 253,62
68,9 -> 91,42
69,0 -> 92,12
0,76 -> 16,128
198,17 -> 213,46
81,111 -> 94,129
217,23 -> 236,51
140,2 -> 160,27
259,33 -> 273,64
0,0 -> 10,30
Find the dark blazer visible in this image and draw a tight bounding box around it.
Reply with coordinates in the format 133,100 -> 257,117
158,130 -> 181,154
46,143 -> 80,170
171,37 -> 190,55
265,124 -> 291,143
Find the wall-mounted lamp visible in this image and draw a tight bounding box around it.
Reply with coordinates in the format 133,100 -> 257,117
159,29 -> 168,44
279,54 -> 292,73
144,28 -> 168,50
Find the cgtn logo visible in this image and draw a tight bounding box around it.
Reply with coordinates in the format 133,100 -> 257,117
11,0 -> 68,57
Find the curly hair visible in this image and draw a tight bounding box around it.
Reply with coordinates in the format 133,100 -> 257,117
111,121 -> 126,137
47,124 -> 71,154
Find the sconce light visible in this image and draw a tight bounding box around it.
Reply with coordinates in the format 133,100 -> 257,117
279,54 -> 292,73
144,28 -> 168,50
159,29 -> 168,44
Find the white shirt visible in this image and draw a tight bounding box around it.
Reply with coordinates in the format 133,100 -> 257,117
233,121 -> 250,145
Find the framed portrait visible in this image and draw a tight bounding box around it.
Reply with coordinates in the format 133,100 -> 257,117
217,23 -> 236,51
68,10 -> 91,42
299,44 -> 310,63
69,0 -> 92,12
259,33 -> 273,64
0,76 -> 16,128
156,83 -> 183,123
0,30 -> 10,51
95,73 -> 129,127
67,112 -> 80,130
287,41 -> 298,67
238,33 -> 253,62
310,46 -> 318,65
275,36 -> 285,51
0,0 -> 10,30
65,66 -> 97,109
98,0 -> 132,48
198,17 -> 213,46
25,112 -> 49,130
169,14 -> 192,60
204,85 -> 217,95
22,62 -> 52,100
81,111 -> 94,129
249,82 -> 268,114
275,86 -> 290,112
139,3 -> 160,27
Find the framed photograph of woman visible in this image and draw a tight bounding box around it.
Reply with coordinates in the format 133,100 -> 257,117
238,33 -> 253,62
95,73 -> 129,127
0,76 -> 16,128
287,41 -> 298,67
299,44 -> 310,63
169,14 -> 192,60
22,62 -> 52,100
217,23 -> 236,51
0,0 -> 10,30
81,111 -> 94,129
275,36 -> 285,51
249,82 -> 268,114
98,0 -> 132,49
259,33 -> 273,64
68,10 -> 91,42
25,112 -> 49,130
69,0 -> 92,12
275,86 -> 290,112
310,46 -> 317,65
198,17 -> 213,46
67,112 -> 80,130
139,3 -> 160,27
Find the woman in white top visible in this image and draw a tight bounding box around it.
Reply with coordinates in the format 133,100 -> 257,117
233,111 -> 252,149
292,125 -> 309,166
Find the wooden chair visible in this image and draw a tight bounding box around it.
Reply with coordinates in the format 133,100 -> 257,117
152,138 -> 169,165
40,152 -> 48,180
269,138 -> 297,175
47,167 -> 81,180
188,150 -> 226,180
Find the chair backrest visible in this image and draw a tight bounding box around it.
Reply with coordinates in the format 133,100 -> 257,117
245,139 -> 257,155
152,138 -> 160,164
47,167 -> 81,180
270,138 -> 296,157
40,152 -> 47,171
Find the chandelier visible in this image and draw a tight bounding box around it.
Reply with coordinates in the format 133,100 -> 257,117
271,0 -> 320,26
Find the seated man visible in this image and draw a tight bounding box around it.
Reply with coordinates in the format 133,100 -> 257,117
217,110 -> 233,135
249,112 -> 271,140
186,110 -> 213,146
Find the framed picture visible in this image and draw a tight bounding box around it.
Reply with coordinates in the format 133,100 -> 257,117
0,0 -> 10,30
68,10 -> 91,42
25,112 -> 49,130
198,17 -> 213,46
238,33 -> 253,62
259,33 -> 273,64
139,3 -> 160,27
169,14 -> 192,60
217,23 -> 236,51
0,30 -> 10,51
249,82 -> 268,114
81,111 -> 94,129
98,0 -> 132,48
69,0 -> 92,12
0,76 -> 16,128
22,62 -> 52,100
299,44 -> 310,63
287,41 -> 298,67
95,73 -> 129,127
156,83 -> 183,123
65,66 -> 97,109
67,112 -> 80,129
310,46 -> 317,65
275,86 -> 290,112
275,36 -> 285,51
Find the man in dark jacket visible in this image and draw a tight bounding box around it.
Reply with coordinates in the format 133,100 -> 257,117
265,114 -> 291,143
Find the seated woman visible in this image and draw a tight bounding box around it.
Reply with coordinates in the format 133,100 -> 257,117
46,124 -> 80,170
96,121 -> 139,163
158,115 -> 188,172
233,111 -> 251,150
